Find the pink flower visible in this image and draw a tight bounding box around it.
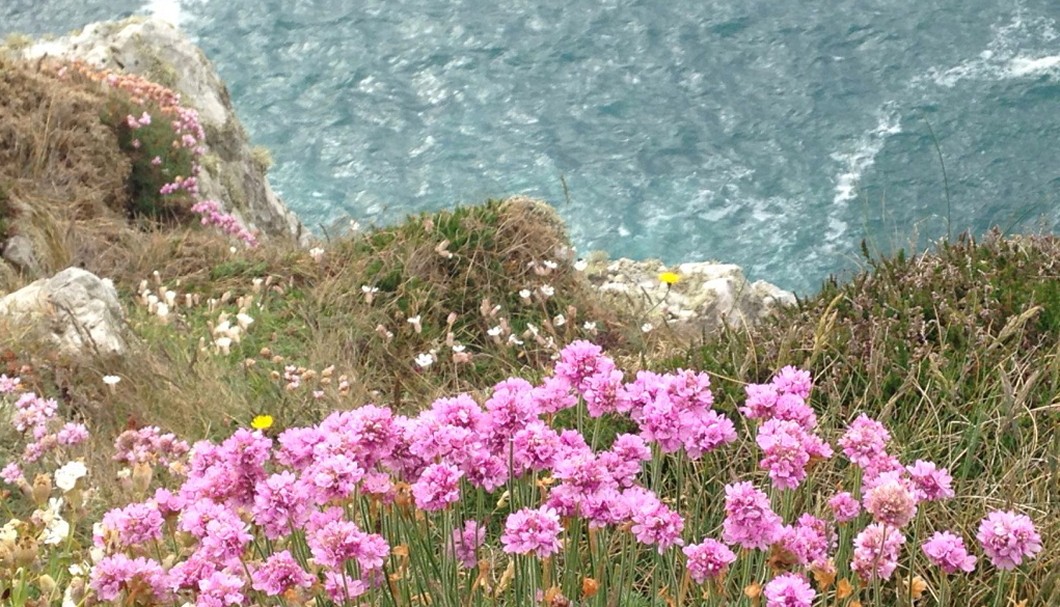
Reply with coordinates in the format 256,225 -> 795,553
252,471 -> 311,539
553,340 -> 613,393
0,462 -> 23,485
90,555 -> 170,602
501,507 -> 563,558
976,510 -> 1042,570
778,514 -> 833,567
308,513 -> 390,571
756,419 -> 812,490
828,491 -> 861,523
683,539 -> 736,583
412,463 -> 464,511
851,523 -> 906,581
722,481 -> 783,550
450,520 -> 486,568
905,460 -> 954,501
838,414 -> 891,468
763,572 -> 816,607
626,488 -> 685,553
251,550 -> 315,596
99,502 -> 165,548
56,422 -> 89,445
863,477 -> 918,528
0,373 -> 20,393
740,382 -> 780,420
773,366 -> 812,398
197,569 -> 245,607
922,531 -> 977,574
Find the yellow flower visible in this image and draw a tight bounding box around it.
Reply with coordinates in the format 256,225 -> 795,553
659,271 -> 680,285
251,415 -> 274,430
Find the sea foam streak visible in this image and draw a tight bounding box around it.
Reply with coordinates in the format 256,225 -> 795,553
826,107 -> 902,244
143,0 -> 184,26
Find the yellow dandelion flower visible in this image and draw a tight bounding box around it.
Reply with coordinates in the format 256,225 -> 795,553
659,271 -> 680,285
251,414 -> 274,430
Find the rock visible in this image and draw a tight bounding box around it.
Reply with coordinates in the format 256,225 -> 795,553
20,17 -> 305,245
2,234 -> 41,277
0,267 -> 127,358
584,257 -> 796,332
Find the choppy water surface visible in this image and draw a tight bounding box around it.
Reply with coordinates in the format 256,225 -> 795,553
4,0 -> 1058,293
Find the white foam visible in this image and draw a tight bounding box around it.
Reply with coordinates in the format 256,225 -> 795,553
1008,54 -> 1060,77
920,11 -> 1059,87
143,0 -> 184,26
824,107 -> 902,245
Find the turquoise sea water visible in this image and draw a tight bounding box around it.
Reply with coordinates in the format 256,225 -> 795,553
3,0 -> 1058,293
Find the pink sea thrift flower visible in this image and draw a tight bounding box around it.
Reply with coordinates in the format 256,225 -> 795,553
763,572 -> 816,607
553,340 -> 613,393
252,470 -> 312,539
863,477 -> 918,528
683,539 -> 736,583
502,507 -> 563,558
412,463 -> 464,511
450,520 -> 486,568
828,491 -> 861,523
838,414 -> 891,468
90,554 -> 170,602
778,514 -> 833,567
251,550 -> 315,596
922,531 -> 977,574
99,502 -> 165,548
626,488 -> 685,553
756,419 -> 812,490
851,523 -> 906,581
905,460 -> 955,501
197,569 -> 245,607
773,366 -> 812,398
0,373 -> 20,393
740,382 -> 779,420
976,510 -> 1042,570
722,481 -> 783,549
0,462 -> 23,485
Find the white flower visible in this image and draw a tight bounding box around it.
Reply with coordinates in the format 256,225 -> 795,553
553,314 -> 566,327
236,313 -> 255,330
1,520 -> 18,543
414,352 -> 435,368
641,323 -> 654,333
214,336 -> 233,355
102,375 -> 121,386
518,289 -> 532,301
156,302 -> 170,319
543,260 -> 558,270
539,285 -> 555,297
487,326 -> 503,337
54,461 -> 87,492
507,334 -> 524,346
574,259 -> 588,272
309,247 -> 325,262
407,315 -> 423,334
38,498 -> 69,545
452,344 -> 466,353
583,321 -> 597,332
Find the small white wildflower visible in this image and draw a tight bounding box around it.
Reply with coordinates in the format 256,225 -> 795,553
251,277 -> 264,293
68,563 -> 87,576
641,323 -> 654,333
583,321 -> 597,332
102,375 -> 121,386
362,285 -> 379,304
574,259 -> 588,272
236,313 -> 255,330
452,344 -> 466,353
539,284 -> 555,297
156,302 -> 170,319
543,260 -> 558,270
518,289 -> 532,301
487,326 -> 503,337
349,220 -> 362,232
214,336 -> 233,355
407,315 -> 422,334
164,290 -> 177,307
309,247 -> 325,262
553,314 -> 566,327
507,334 -> 524,346
229,246 -> 238,254
54,461 -> 87,492
414,352 -> 435,368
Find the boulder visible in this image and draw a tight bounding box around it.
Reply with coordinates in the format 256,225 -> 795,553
584,256 -> 796,332
20,17 -> 305,245
0,267 -> 127,358
2,234 -> 41,277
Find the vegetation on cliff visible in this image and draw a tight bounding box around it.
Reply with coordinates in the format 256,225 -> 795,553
0,55 -> 1055,606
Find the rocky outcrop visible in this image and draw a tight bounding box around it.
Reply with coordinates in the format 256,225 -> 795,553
584,256 -> 797,332
0,267 -> 127,358
19,17 -> 305,244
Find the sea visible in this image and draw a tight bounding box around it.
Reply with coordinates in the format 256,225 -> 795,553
3,0 -> 1058,294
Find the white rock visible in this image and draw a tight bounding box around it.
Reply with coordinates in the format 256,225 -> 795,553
0,268 -> 128,357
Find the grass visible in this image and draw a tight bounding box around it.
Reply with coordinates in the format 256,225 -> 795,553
0,53 -> 1055,606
